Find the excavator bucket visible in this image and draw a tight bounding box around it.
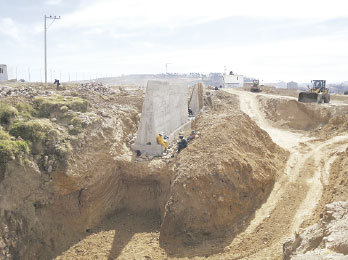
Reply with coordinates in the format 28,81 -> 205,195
298,92 -> 319,103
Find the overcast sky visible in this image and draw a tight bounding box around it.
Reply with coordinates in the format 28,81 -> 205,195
1,0 -> 348,82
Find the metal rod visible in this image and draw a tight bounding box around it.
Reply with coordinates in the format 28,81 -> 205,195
44,15 -> 60,84
44,15 -> 47,83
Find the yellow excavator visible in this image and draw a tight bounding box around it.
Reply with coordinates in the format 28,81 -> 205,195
298,80 -> 330,103
250,79 -> 261,92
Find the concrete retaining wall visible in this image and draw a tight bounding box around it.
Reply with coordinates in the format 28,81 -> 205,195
132,81 -> 188,156
189,83 -> 203,116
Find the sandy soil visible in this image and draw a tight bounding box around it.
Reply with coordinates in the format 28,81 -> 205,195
55,88 -> 348,260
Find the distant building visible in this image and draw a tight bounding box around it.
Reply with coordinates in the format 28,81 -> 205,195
223,71 -> 244,88
274,81 -> 287,88
0,64 -> 8,82
287,81 -> 298,90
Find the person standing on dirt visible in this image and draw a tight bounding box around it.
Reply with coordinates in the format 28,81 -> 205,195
188,107 -> 193,116
54,79 -> 60,89
177,135 -> 188,153
187,130 -> 196,142
156,133 -> 168,151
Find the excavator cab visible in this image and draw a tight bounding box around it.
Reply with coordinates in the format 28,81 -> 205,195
298,80 -> 330,103
250,79 -> 261,92
311,80 -> 326,92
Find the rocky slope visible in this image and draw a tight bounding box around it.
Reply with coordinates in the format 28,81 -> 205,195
283,201 -> 348,260
283,146 -> 348,260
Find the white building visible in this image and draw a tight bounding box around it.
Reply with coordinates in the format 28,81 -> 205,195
223,71 -> 244,88
287,81 -> 298,90
0,64 -> 8,82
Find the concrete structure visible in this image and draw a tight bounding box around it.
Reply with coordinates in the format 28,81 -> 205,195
223,71 -> 244,88
0,65 -> 8,82
189,83 -> 203,116
287,81 -> 298,90
132,81 -> 189,156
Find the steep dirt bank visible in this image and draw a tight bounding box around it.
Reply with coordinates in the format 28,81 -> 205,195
2,83 -> 347,260
55,91 -> 288,260
1,82 -> 158,259
1,84 -> 288,260
160,92 -> 287,255
258,96 -> 331,131
257,93 -> 348,136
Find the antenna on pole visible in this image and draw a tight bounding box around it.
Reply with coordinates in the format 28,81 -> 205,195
44,15 -> 61,84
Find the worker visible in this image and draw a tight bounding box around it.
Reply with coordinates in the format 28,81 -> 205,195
54,79 -> 60,89
177,135 -> 188,153
188,107 -> 193,116
187,130 -> 196,142
54,79 -> 60,85
156,133 -> 168,151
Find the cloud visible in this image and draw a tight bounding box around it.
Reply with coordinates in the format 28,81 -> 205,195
43,30 -> 347,82
0,18 -> 22,40
2,0 -> 348,83
58,0 -> 348,31
45,0 -> 63,5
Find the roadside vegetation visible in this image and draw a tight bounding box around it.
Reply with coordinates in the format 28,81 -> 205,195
0,95 -> 92,176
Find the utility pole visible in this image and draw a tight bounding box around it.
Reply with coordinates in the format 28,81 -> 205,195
165,63 -> 172,74
44,15 -> 61,83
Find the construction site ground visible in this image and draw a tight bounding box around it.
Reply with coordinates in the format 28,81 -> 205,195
55,88 -> 348,260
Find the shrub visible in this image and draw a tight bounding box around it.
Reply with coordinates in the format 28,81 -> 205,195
0,139 -> 29,175
344,91 -> 348,95
68,115 -> 86,135
54,142 -> 72,168
0,129 -> 11,140
9,119 -> 54,143
16,102 -> 36,119
0,102 -> 18,125
34,96 -> 88,117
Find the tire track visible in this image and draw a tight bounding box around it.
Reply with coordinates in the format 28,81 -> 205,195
220,89 -> 348,259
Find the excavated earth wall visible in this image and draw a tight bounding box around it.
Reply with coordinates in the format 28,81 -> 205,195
160,92 -> 288,255
0,84 -> 288,259
258,95 -> 348,135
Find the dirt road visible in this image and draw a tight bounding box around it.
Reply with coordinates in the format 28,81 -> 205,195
220,89 -> 348,259
56,89 -> 348,260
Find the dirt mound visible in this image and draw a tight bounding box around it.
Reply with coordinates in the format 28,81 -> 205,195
159,92 -> 288,255
258,96 -> 331,131
256,94 -> 348,137
239,85 -> 299,98
331,94 -> 348,104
